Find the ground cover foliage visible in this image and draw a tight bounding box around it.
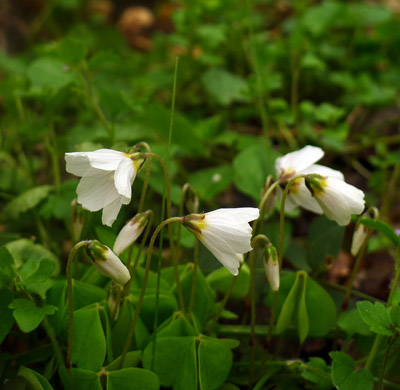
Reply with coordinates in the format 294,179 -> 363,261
1,0 -> 400,389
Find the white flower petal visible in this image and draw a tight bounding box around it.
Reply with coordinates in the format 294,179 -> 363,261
76,172 -> 120,211
65,153 -> 102,177
275,145 -> 324,176
284,193 -> 299,211
294,181 -> 323,214
102,196 -> 129,227
199,231 -> 241,276
92,246 -> 130,284
86,149 -> 126,171
205,207 -> 260,224
314,178 -> 365,226
202,222 -> 253,254
114,157 -> 136,198
300,164 -> 344,180
113,214 -> 147,255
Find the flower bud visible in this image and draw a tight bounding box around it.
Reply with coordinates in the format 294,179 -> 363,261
263,244 -> 280,291
71,199 -> 84,242
113,211 -> 150,255
350,222 -> 368,256
86,240 -> 130,285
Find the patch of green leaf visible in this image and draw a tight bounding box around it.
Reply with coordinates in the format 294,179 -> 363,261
9,298 -> 57,333
202,69 -> 249,105
357,301 -> 392,336
306,216 -> 345,272
5,185 -> 54,220
330,351 -> 374,390
72,306 -> 106,371
301,357 -> 332,390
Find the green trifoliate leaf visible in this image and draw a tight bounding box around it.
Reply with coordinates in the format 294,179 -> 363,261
357,301 -> 392,336
9,298 -> 57,333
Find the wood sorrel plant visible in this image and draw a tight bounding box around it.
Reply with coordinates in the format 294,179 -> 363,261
3,128 -> 400,390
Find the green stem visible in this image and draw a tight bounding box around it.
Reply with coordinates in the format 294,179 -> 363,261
145,152 -> 186,314
249,248 -> 257,388
119,217 -> 183,369
48,123 -> 61,192
123,210 -> 154,295
381,163 -> 400,220
42,317 -> 65,369
278,176 -> 304,266
365,246 -> 400,371
176,183 -> 192,256
138,156 -> 152,213
208,275 -> 239,335
80,64 -> 115,144
66,241 -> 90,370
290,50 -> 300,133
152,60 -> 178,368
387,246 -> 400,306
341,231 -> 372,310
253,179 -> 280,236
188,238 -> 199,319
135,142 -> 152,213
319,280 -> 382,303
365,334 -> 383,371
245,0 -> 270,144
377,335 -> 397,390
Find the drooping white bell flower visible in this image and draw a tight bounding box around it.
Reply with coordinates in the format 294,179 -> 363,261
305,174 -> 365,226
182,207 -> 260,276
275,145 -> 344,214
113,211 -> 150,255
65,149 -> 145,226
86,240 -> 130,285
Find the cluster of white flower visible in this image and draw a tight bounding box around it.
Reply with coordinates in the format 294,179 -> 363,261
65,145 -> 365,282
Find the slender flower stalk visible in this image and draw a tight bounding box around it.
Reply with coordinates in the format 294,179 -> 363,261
342,208 -> 379,310
135,142 -> 152,213
208,275 -> 239,335
249,235 -> 271,386
66,241 -> 91,370
187,238 -> 199,319
144,152 -> 185,313
365,246 -> 400,372
119,217 -> 183,369
253,178 -> 280,236
177,183 -> 199,256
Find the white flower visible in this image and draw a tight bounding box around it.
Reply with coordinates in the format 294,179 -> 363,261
305,175 -> 365,226
182,207 -> 260,276
65,149 -> 145,226
86,240 -> 130,285
113,211 -> 149,255
275,145 -> 344,214
263,245 -> 279,291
